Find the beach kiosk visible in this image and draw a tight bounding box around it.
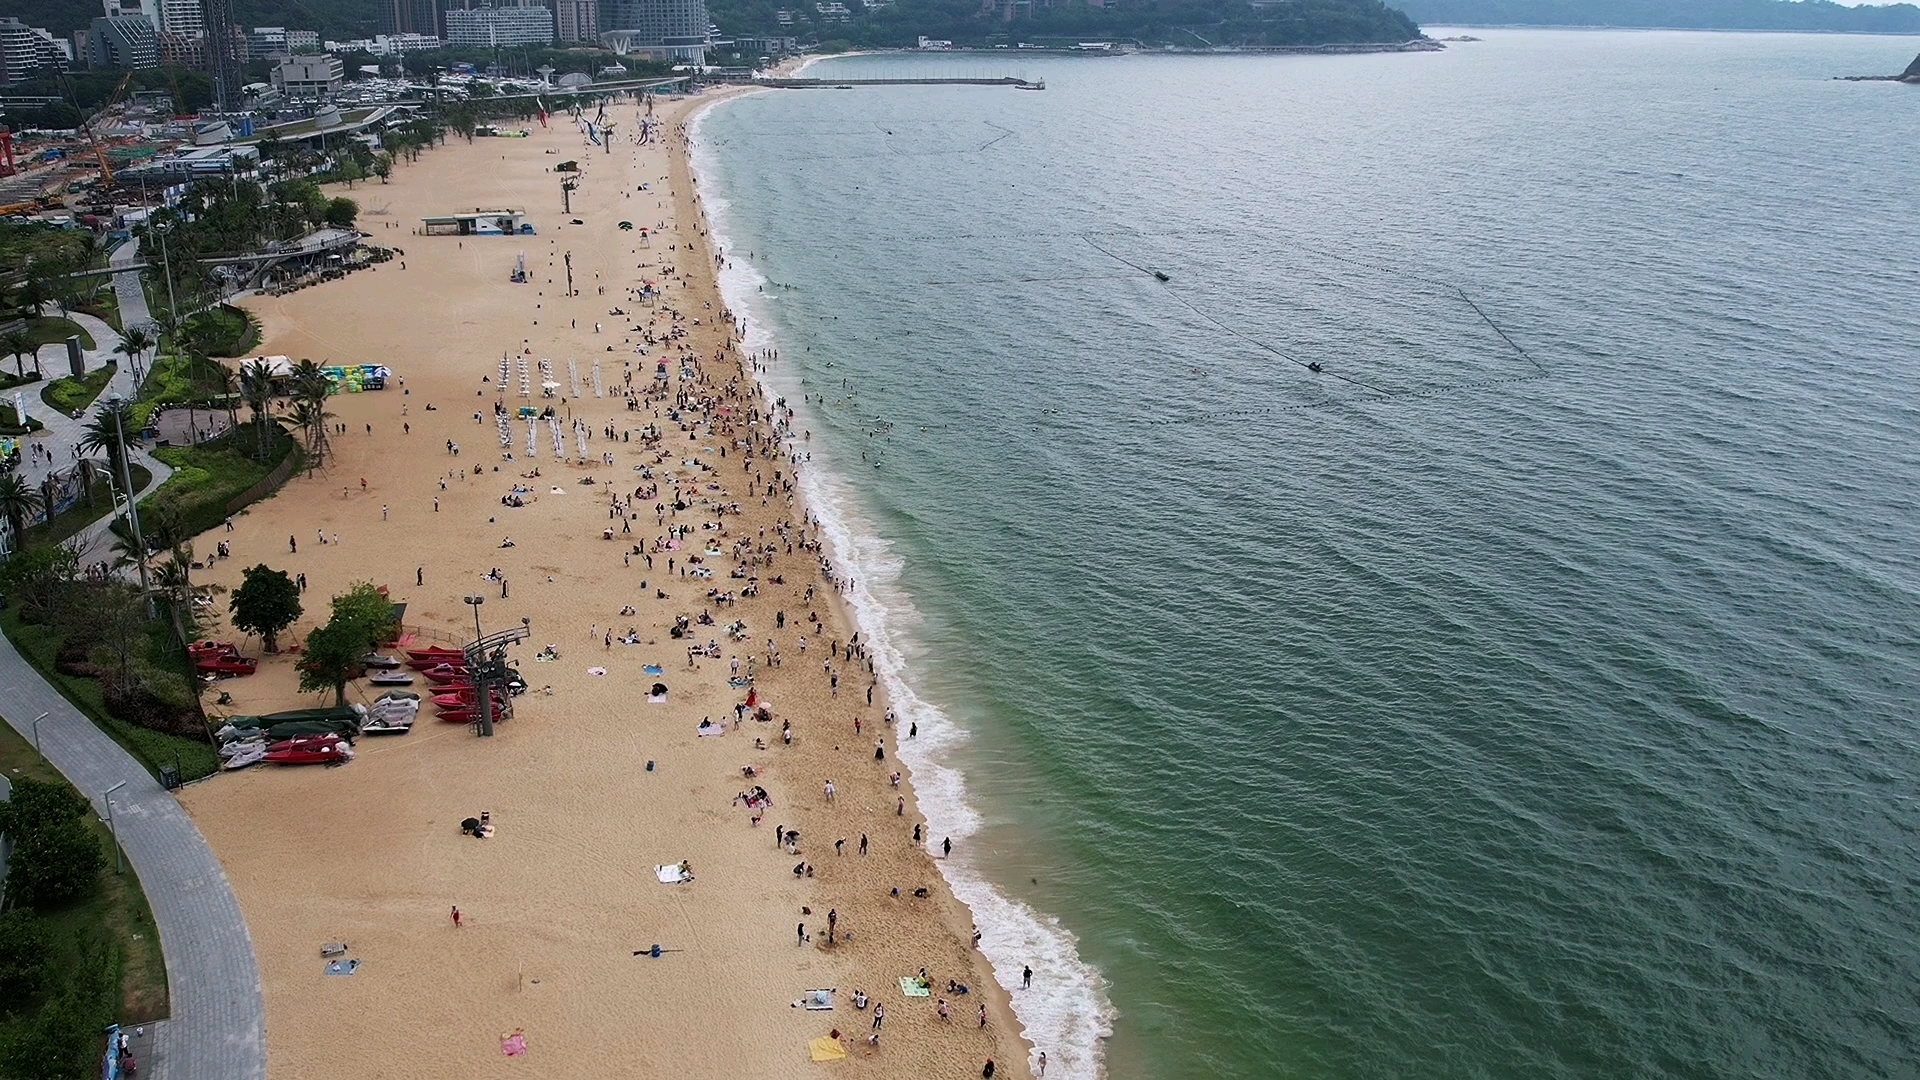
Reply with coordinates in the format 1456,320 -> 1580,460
422,210 -> 534,236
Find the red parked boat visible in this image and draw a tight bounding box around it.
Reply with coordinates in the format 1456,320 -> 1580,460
263,734 -> 354,766
437,708 -> 477,724
196,655 -> 259,678
408,647 -> 465,663
423,666 -> 472,686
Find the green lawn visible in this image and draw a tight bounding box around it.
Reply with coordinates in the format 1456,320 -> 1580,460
0,721 -> 170,1023
1,608 -> 220,785
149,427 -> 296,539
22,464 -> 152,550
131,352 -> 238,432
21,315 -> 96,352
40,360 -> 117,416
183,306 -> 260,359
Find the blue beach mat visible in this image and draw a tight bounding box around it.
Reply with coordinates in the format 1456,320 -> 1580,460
325,960 -> 361,976
899,977 -> 931,998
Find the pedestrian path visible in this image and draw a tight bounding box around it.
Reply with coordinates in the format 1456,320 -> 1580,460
0,636 -> 267,1080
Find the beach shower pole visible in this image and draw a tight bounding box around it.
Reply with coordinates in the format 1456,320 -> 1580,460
31,712 -> 46,754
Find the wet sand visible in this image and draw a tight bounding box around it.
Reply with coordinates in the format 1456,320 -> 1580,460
179,90 -> 1030,1079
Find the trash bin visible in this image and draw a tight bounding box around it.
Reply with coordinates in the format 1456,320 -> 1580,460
159,766 -> 180,791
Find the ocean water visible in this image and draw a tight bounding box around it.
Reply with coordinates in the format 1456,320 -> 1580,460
691,30 -> 1920,1080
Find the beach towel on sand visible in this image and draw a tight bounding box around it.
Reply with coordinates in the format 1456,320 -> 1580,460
501,1031 -> 528,1057
899,977 -> 931,998
324,959 -> 360,976
794,989 -> 833,1011
807,1036 -> 847,1062
656,864 -> 692,884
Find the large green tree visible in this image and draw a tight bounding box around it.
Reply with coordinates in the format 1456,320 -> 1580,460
230,563 -> 302,652
296,582 -> 396,704
0,777 -> 105,911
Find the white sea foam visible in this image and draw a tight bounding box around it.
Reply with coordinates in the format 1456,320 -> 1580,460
690,98 -> 1115,1079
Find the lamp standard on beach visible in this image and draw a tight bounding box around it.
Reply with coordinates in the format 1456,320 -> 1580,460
464,596 -> 494,737
464,595 -> 484,642
31,711 -> 47,754
102,780 -> 128,874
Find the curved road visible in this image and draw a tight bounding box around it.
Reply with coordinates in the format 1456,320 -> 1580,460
1,237 -> 267,1079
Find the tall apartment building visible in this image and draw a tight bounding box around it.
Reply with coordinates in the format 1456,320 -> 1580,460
152,0 -> 203,37
87,14 -> 160,69
156,28 -> 204,66
601,0 -> 708,61
390,0 -> 447,38
0,18 -> 71,85
554,0 -> 599,43
286,29 -> 320,50
248,25 -> 289,57
443,2 -> 554,47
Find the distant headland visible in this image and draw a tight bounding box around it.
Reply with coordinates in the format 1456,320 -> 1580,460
1839,51 -> 1920,82
1394,0 -> 1920,34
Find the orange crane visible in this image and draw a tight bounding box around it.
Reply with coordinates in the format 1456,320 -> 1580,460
81,72 -> 136,185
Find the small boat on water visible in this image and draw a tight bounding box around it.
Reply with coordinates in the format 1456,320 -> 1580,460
264,734 -> 354,766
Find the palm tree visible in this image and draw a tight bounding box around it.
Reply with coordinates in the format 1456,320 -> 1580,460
0,330 -> 35,380
239,358 -> 278,461
290,359 -> 333,464
117,326 -> 155,387
74,457 -> 100,508
0,473 -> 44,550
153,550 -> 197,647
81,400 -> 136,487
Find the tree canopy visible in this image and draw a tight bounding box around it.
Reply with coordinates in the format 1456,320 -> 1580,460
710,0 -> 1420,47
230,563 -> 302,652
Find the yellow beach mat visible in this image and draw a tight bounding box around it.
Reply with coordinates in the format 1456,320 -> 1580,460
808,1036 -> 847,1062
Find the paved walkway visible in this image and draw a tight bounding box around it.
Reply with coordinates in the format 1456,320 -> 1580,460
1,257 -> 263,1075
111,233 -> 154,332
0,633 -> 267,1080
15,291 -> 175,566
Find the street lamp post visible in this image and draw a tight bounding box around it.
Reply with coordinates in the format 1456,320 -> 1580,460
30,712 -> 47,754
106,396 -> 154,618
464,596 -> 493,737
103,780 -> 128,874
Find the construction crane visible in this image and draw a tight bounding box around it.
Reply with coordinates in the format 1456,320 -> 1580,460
80,72 -> 136,186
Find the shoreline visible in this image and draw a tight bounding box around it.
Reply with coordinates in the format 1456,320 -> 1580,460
687,92 -> 1115,1079
178,86 -> 1034,1080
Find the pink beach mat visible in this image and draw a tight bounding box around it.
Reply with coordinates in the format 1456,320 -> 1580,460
501,1031 -> 528,1057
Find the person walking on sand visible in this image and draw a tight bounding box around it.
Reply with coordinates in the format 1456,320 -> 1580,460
289,535 -> 297,553
824,779 -> 836,803
451,906 -> 463,928
796,922 -> 806,946
938,999 -> 951,1022
872,1003 -> 885,1030
859,833 -> 868,856
979,1003 -> 988,1029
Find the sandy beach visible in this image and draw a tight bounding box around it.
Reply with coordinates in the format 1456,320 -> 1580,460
178,89 -> 1031,1079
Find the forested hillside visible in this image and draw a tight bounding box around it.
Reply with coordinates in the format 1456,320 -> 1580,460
709,0 -> 1423,48
1396,0 -> 1920,33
